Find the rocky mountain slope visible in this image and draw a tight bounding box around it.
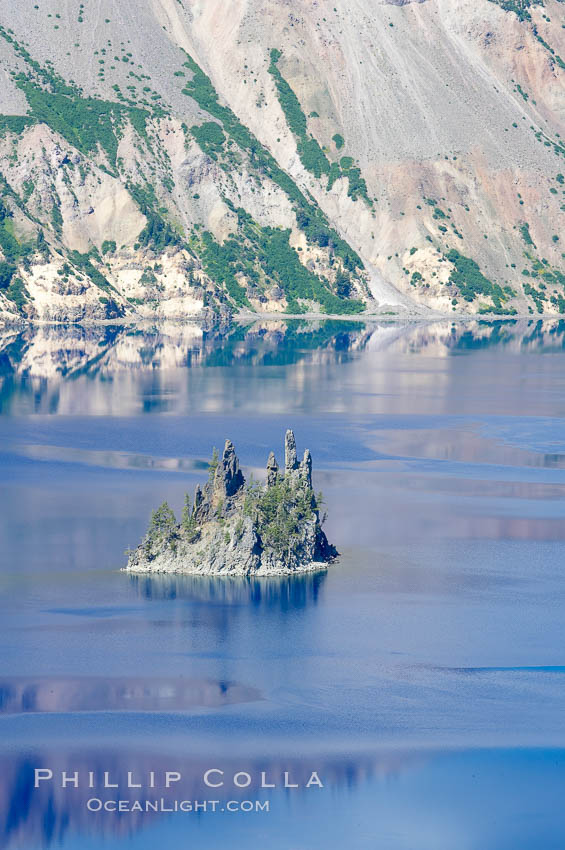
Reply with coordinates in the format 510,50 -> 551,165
0,0 -> 564,321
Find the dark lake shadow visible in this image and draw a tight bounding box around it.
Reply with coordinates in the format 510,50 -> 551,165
128,570 -> 327,612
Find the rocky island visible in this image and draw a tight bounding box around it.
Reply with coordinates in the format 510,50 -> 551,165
125,431 -> 337,576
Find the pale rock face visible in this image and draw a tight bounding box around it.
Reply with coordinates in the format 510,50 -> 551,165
127,514 -> 263,576
16,262 -> 114,323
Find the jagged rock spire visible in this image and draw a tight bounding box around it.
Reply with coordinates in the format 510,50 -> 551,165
301,448 -> 312,488
192,483 -> 205,522
285,429 -> 299,471
214,439 -> 245,499
266,451 -> 279,487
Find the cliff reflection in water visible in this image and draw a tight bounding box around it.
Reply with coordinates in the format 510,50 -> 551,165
2,318 -> 565,416
129,571 -> 327,610
0,319 -> 369,416
127,573 -> 328,649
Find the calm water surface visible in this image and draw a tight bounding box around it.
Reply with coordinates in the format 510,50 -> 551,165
1,318 -> 565,849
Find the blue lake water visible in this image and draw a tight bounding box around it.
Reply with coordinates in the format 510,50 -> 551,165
1,318 -> 565,848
